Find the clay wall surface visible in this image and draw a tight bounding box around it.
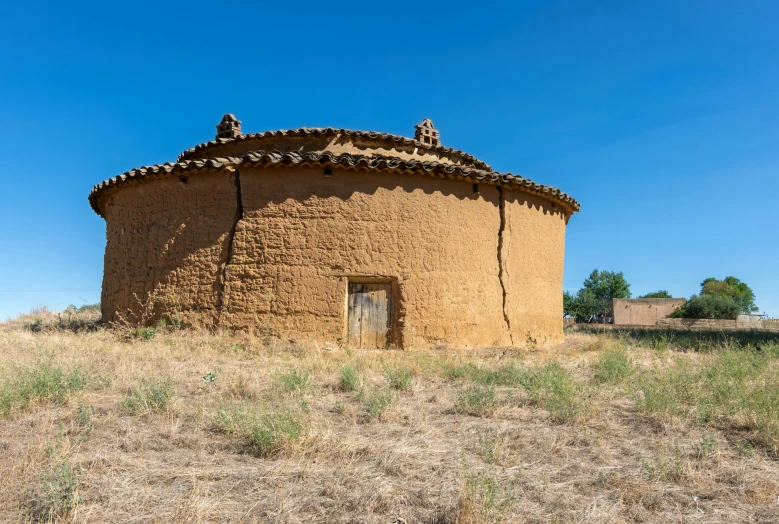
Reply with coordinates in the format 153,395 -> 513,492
502,192 -> 568,345
221,166 -> 511,348
612,298 -> 686,326
99,166 -> 569,348
100,171 -> 238,322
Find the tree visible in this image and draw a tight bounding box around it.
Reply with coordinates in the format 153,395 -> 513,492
563,291 -> 576,318
565,270 -> 631,322
700,276 -> 757,314
672,294 -> 740,319
564,289 -> 599,322
639,290 -> 672,299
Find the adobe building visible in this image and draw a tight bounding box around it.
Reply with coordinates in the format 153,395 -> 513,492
612,298 -> 687,326
89,115 -> 579,349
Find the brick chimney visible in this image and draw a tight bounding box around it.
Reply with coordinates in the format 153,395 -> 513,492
216,114 -> 242,140
414,118 -> 440,147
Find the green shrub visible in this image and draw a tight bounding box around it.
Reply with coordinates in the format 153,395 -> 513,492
214,406 -> 306,457
672,294 -> 740,319
594,347 -> 633,383
122,378 -> 174,414
639,290 -> 672,299
520,363 -> 590,423
383,364 -> 412,391
0,363 -> 88,416
339,365 -> 361,392
133,326 -> 157,340
456,385 -> 499,417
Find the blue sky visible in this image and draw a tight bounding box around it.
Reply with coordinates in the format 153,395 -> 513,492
0,0 -> 777,319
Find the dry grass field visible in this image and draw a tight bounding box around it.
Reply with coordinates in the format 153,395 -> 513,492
2,310 -> 779,523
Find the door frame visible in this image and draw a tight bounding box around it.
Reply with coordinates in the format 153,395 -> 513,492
342,276 -> 399,349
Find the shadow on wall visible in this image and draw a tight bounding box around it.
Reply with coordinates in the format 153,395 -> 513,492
502,188 -> 566,219
253,166 -> 567,219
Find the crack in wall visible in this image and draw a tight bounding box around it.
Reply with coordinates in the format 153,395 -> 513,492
497,187 -> 514,345
216,169 -> 243,322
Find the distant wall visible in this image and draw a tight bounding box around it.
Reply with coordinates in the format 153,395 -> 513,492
656,318 -> 779,331
612,298 -> 686,326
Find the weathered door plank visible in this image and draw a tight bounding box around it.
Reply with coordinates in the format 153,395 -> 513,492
347,282 -> 362,347
376,285 -> 388,348
347,282 -> 391,349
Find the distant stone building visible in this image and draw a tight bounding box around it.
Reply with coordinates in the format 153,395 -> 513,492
89,115 -> 579,349
612,298 -> 686,326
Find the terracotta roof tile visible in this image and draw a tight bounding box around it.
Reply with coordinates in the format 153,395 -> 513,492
177,127 -> 492,170
89,150 -> 579,217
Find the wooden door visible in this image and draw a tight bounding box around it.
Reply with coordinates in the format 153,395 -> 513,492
347,282 -> 391,349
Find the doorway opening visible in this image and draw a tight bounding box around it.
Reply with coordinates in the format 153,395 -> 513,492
346,281 -> 392,349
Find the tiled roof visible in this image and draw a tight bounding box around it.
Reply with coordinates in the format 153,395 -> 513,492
177,127 -> 492,171
89,150 -> 580,217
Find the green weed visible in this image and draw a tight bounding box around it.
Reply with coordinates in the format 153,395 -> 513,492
122,378 -> 174,415
26,459 -> 83,522
383,364 -> 413,391
470,363 -> 524,386
632,349 -> 779,455
275,368 -> 310,393
214,406 -> 306,457
520,362 -> 590,424
594,346 -> 633,383
456,385 -> 499,417
439,361 -> 472,381
476,430 -> 508,465
0,362 -> 88,416
696,435 -> 717,459
339,365 -> 361,392
456,468 -> 513,521
640,448 -> 687,484
362,388 -> 394,420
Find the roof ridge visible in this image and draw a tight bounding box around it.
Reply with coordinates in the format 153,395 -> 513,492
176,127 -> 492,170
89,150 -> 579,217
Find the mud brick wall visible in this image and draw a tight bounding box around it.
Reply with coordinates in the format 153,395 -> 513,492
98,166 -> 569,348
656,318 -> 779,331
100,171 -> 238,322
612,298 -> 687,326
220,167 -> 510,349
502,192 -> 568,346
